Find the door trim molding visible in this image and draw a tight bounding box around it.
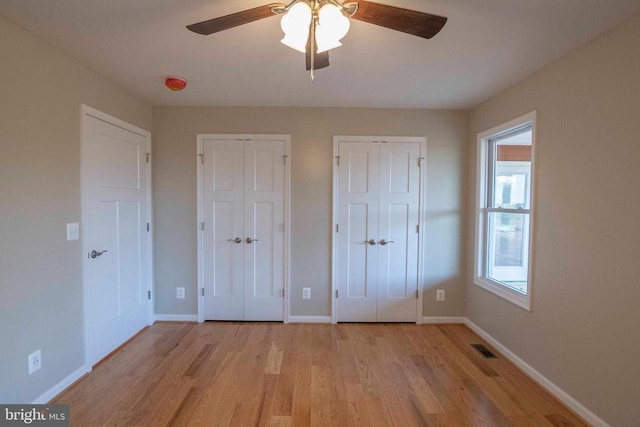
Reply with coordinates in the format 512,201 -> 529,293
80,104 -> 153,368
196,134 -> 292,323
331,136 -> 427,324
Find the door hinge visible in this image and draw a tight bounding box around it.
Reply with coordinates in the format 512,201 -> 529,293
418,157 -> 424,167
147,290 -> 151,300
335,156 -> 340,166
201,288 -> 205,297
201,222 -> 205,231
282,289 -> 285,297
146,153 -> 151,163
146,222 -> 150,232
283,155 -> 288,165
335,289 -> 339,299
416,224 -> 419,233
335,224 -> 339,233
416,289 -> 419,299
198,153 -> 204,164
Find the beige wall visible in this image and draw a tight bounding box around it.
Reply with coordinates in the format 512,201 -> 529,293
0,16 -> 152,403
466,13 -> 640,426
152,107 -> 469,318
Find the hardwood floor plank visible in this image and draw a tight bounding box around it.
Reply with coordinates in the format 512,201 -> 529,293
53,322 -> 589,426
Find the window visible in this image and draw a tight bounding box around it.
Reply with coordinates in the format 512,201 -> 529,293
475,112 -> 536,310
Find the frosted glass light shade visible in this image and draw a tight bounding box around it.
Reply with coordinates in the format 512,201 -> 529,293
316,4 -> 350,53
280,2 -> 312,53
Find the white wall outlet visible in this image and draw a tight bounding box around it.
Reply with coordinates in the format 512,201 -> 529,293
436,289 -> 445,301
28,349 -> 41,374
66,223 -> 80,241
176,287 -> 185,299
302,287 -> 311,300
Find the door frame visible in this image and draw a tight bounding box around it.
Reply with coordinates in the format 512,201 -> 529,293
331,136 -> 427,324
196,134 -> 292,323
80,105 -> 154,369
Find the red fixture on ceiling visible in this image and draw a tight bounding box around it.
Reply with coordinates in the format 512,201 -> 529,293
165,77 -> 187,91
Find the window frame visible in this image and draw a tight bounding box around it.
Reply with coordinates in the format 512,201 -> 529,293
474,111 -> 537,311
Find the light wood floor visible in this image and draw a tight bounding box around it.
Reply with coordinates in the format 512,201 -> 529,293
54,322 -> 587,426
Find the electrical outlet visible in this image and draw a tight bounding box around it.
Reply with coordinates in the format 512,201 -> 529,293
66,223 -> 80,241
436,289 -> 445,301
28,350 -> 41,374
302,287 -> 311,300
176,287 -> 185,299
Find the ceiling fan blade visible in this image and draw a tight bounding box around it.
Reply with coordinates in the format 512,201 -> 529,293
187,4 -> 280,35
306,50 -> 330,70
352,1 -> 447,39
305,33 -> 330,70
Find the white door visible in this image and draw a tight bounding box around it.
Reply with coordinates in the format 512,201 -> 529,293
84,111 -> 151,365
335,139 -> 422,322
336,143 -> 380,321
202,137 -> 286,321
377,143 -> 421,321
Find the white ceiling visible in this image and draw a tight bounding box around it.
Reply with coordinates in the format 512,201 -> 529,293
1,0 -> 639,109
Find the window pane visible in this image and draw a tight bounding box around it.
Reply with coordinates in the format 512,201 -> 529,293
490,129 -> 532,209
487,212 -> 530,294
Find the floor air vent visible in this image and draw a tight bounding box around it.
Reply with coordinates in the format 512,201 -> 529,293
472,344 -> 498,359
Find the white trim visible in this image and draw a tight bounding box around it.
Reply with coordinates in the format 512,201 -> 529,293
464,319 -> 608,427
288,315 -> 332,323
474,111 -> 537,312
196,134 -> 291,323
80,105 -> 153,368
421,316 -> 466,324
154,314 -> 198,322
196,136 -> 204,323
32,365 -> 89,404
332,136 -> 427,324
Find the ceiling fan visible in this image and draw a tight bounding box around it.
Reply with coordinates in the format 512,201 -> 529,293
187,0 -> 447,76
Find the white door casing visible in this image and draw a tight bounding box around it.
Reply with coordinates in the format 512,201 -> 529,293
333,136 -> 426,323
198,135 -> 290,322
81,105 -> 153,366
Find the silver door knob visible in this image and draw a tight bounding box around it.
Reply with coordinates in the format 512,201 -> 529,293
379,239 -> 394,246
364,239 -> 377,245
90,250 -> 108,259
246,237 -> 259,244
227,237 -> 242,244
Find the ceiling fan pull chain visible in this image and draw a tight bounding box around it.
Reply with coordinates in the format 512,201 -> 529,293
310,4 -> 317,82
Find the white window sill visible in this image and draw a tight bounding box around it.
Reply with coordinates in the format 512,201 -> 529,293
474,277 -> 531,311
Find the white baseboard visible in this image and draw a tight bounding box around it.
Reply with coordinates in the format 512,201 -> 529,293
33,364 -> 89,404
154,314 -> 198,322
464,319 -> 608,427
288,315 -> 332,323
421,316 -> 466,324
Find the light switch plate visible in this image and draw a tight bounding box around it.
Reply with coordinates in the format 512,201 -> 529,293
67,223 -> 80,241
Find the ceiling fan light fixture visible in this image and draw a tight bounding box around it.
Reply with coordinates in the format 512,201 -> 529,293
315,26 -> 342,53
280,2 -> 312,53
316,3 -> 351,53
318,3 -> 350,38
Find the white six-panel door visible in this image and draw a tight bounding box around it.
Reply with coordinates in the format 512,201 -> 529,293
83,109 -> 152,365
201,136 -> 287,321
334,137 -> 424,322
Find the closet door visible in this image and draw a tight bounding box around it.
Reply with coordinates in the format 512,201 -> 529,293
335,139 -> 422,322
376,143 -> 421,322
336,142 -> 380,322
203,139 -> 245,320
202,137 -> 286,321
243,140 -> 285,321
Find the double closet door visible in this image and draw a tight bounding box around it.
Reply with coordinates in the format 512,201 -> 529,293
335,138 -> 424,322
201,136 -> 287,321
